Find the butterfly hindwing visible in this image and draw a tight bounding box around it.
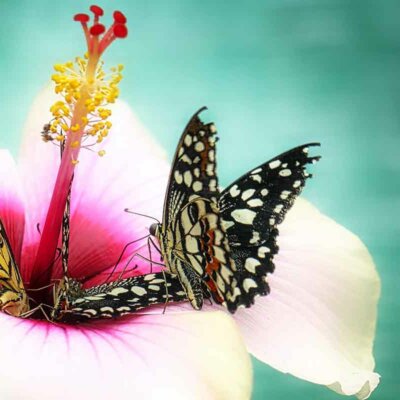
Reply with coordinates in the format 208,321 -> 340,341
218,143 -> 320,311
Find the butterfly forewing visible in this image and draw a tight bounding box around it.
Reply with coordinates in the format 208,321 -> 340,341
218,143 -> 321,312
156,108 -> 231,309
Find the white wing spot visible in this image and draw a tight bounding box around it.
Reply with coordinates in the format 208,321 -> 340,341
274,204 -> 283,213
194,168 -> 200,177
280,190 -> 291,199
251,167 -> 262,174
247,198 -> 263,207
279,169 -> 292,177
184,135 -> 192,147
269,160 -> 281,169
258,246 -> 270,258
269,218 -> 276,225
250,174 -> 262,183
193,180 -> 203,192
229,184 -> 241,197
303,147 -> 309,153
210,124 -> 217,133
209,149 -> 215,162
174,170 -> 183,184
195,141 -> 205,152
144,274 -> 156,281
222,219 -> 235,230
293,180 -> 301,188
183,170 -> 193,187
249,231 -> 260,244
261,189 -> 269,196
243,278 -> 258,292
117,306 -> 131,312
131,286 -> 147,296
241,189 -> 255,201
231,209 -> 257,225
109,287 -> 129,296
100,307 -> 114,313
244,257 -> 261,273
148,285 -> 160,291
181,154 -> 192,165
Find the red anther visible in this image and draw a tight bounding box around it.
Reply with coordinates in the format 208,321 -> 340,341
90,5 -> 104,16
90,23 -> 106,36
113,11 -> 127,24
113,24 -> 128,38
74,13 -> 90,23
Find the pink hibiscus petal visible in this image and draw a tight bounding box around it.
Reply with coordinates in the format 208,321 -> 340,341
18,88 -> 169,282
0,150 -> 25,265
233,198 -> 380,399
0,310 -> 251,400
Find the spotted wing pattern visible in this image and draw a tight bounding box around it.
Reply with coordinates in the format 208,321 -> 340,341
0,220 -> 29,316
53,272 -> 187,323
218,143 -> 321,312
156,108 -> 232,310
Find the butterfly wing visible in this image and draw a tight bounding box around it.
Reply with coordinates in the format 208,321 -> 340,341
218,143 -> 321,312
159,108 -> 227,309
0,220 -> 28,316
54,272 -> 188,323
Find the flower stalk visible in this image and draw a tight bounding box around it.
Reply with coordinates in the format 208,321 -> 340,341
32,5 -> 127,288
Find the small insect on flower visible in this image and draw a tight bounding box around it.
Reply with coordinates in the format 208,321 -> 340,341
41,123 -> 54,142
149,108 -> 321,313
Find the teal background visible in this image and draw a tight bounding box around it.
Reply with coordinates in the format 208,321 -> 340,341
0,0 -> 398,398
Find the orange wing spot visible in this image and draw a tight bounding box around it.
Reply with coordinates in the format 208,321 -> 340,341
205,277 -> 224,304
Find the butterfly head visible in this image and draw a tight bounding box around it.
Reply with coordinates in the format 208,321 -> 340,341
149,223 -> 161,238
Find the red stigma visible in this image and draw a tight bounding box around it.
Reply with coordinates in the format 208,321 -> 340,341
113,24 -> 128,38
90,5 -> 104,16
74,6 -> 128,56
113,11 -> 127,24
73,13 -> 90,23
90,24 -> 106,36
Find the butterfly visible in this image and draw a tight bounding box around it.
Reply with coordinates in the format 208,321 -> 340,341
52,272 -> 188,323
149,107 -> 233,310
150,108 -> 320,313
0,219 -> 30,316
51,172 -> 188,323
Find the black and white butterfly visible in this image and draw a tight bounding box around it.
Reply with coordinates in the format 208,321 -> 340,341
150,107 -> 234,310
51,146 -> 188,324
150,108 -> 320,313
52,272 -> 188,323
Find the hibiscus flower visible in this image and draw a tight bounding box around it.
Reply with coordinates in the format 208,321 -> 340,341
0,5 -> 380,400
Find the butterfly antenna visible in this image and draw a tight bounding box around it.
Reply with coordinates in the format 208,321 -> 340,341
103,234 -> 150,283
124,208 -> 160,224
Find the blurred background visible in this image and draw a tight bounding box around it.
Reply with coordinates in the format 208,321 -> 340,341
0,0 -> 398,398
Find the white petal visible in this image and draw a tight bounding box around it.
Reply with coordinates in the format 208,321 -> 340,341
234,198 -> 380,398
0,149 -> 25,265
0,311 -> 252,399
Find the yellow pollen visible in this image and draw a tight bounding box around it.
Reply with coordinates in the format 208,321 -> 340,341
98,150 -> 106,157
49,50 -> 123,155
